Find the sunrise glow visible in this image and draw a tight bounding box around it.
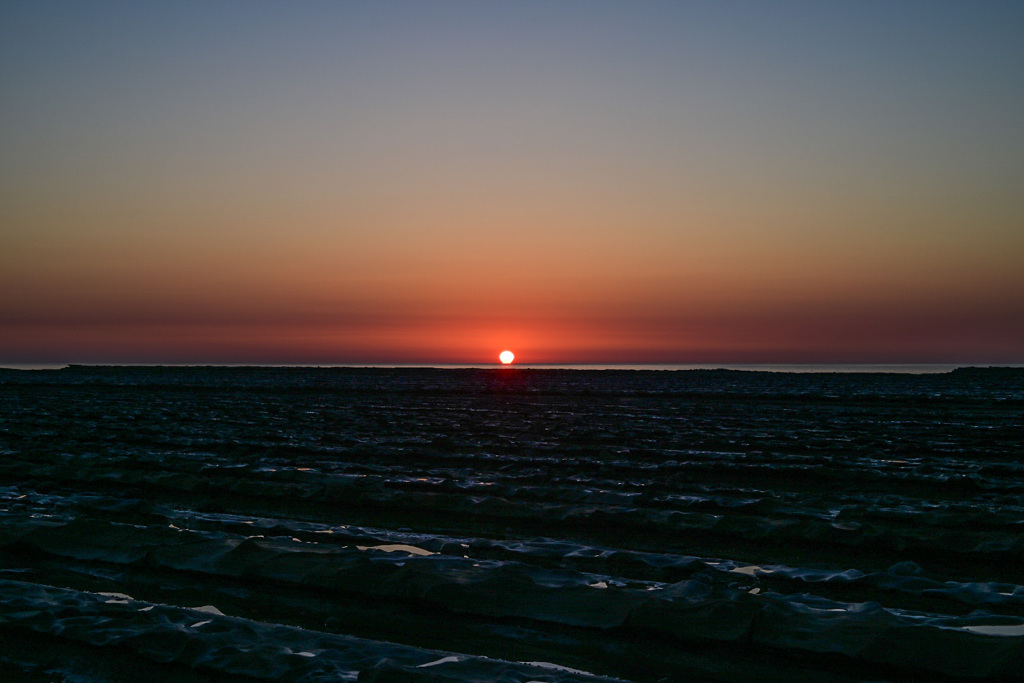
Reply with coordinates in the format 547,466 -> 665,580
499,351 -> 515,365
1,4 -> 1022,366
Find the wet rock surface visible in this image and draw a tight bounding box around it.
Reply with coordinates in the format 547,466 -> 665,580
0,366 -> 1022,681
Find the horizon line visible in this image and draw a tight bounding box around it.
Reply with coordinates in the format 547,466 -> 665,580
4,362 -> 1024,375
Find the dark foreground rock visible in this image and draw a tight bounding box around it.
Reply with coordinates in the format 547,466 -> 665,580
1,366 -> 1023,681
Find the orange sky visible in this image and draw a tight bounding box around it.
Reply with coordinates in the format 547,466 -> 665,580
2,3 -> 1023,364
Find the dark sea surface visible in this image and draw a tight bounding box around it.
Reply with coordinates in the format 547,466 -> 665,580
1,366 -> 1023,682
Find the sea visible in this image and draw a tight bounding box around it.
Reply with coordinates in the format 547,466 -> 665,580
0,363 -> 995,372
1,365 -> 1022,682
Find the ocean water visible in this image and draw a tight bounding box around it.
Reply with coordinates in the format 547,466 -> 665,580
6,362 -> 1014,373
1,366 -> 1022,682
414,363 -> 974,372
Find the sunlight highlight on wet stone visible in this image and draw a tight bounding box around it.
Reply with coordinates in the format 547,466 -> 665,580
356,544 -> 437,556
962,624 -> 1024,637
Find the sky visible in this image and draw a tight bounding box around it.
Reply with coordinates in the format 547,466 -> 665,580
2,1 -> 1023,365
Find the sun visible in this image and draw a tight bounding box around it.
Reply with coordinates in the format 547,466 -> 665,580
499,350 -> 515,365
